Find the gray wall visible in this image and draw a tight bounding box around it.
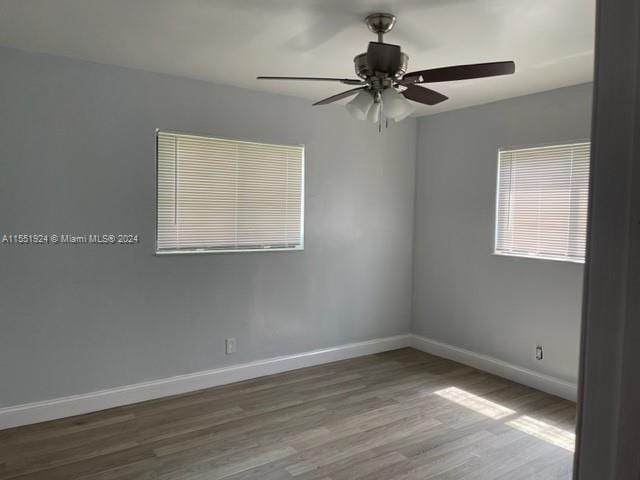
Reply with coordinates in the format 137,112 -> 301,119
0,47 -> 416,406
412,83 -> 593,384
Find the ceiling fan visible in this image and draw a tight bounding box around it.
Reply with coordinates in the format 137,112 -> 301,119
258,13 -> 515,126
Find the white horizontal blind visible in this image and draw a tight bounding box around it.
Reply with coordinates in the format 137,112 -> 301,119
495,142 -> 590,262
157,131 -> 304,253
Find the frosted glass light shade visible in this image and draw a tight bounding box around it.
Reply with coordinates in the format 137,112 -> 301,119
345,91 -> 373,120
381,88 -> 414,121
393,102 -> 414,121
366,100 -> 381,123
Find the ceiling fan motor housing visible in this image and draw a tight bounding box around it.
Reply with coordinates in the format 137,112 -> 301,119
353,50 -> 409,81
355,13 -> 408,83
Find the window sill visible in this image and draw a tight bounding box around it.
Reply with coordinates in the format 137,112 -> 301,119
156,246 -> 304,255
491,251 -> 585,264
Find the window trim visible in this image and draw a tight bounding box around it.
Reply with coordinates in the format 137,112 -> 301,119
491,251 -> 585,264
492,139 -> 590,264
154,129 -> 305,255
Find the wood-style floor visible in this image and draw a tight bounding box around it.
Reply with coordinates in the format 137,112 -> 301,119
0,348 -> 575,480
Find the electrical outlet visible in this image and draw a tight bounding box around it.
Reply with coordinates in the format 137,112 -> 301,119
226,337 -> 237,354
535,344 -> 544,361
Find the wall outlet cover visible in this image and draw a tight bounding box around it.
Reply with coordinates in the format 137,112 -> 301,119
226,338 -> 237,354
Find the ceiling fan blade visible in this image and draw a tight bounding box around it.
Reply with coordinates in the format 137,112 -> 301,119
367,42 -> 402,75
313,87 -> 367,106
404,61 -> 516,83
257,76 -> 363,85
402,85 -> 448,105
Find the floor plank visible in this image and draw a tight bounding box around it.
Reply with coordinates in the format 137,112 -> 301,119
0,348 -> 575,479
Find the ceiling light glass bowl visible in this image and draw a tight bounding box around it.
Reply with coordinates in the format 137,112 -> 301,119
346,90 -> 374,120
382,88 -> 414,121
366,99 -> 382,123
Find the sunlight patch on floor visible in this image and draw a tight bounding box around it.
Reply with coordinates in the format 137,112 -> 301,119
434,387 -> 516,419
507,415 -> 575,451
434,387 -> 575,452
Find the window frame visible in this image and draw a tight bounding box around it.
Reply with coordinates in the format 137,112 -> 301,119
492,140 -> 591,264
155,129 -> 305,255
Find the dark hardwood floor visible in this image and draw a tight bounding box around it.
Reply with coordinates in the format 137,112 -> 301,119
0,348 -> 575,479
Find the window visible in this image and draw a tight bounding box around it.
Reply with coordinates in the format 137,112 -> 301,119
156,131 -> 304,254
494,142 -> 590,263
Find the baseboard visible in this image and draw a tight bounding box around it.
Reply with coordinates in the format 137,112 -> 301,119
0,334 -> 410,430
0,333 -> 577,429
409,334 -> 577,401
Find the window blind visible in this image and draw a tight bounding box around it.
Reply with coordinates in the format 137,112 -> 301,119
495,142 -> 590,263
156,131 -> 304,253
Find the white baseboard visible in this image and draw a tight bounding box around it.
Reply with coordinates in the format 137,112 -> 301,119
409,334 -> 577,401
0,333 -> 577,430
0,335 -> 410,430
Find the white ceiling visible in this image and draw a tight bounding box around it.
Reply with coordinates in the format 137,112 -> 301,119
0,0 -> 595,116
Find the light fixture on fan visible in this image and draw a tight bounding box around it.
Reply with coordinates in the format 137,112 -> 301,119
345,90 -> 373,121
258,13 -> 515,128
380,88 -> 414,121
344,88 -> 414,124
